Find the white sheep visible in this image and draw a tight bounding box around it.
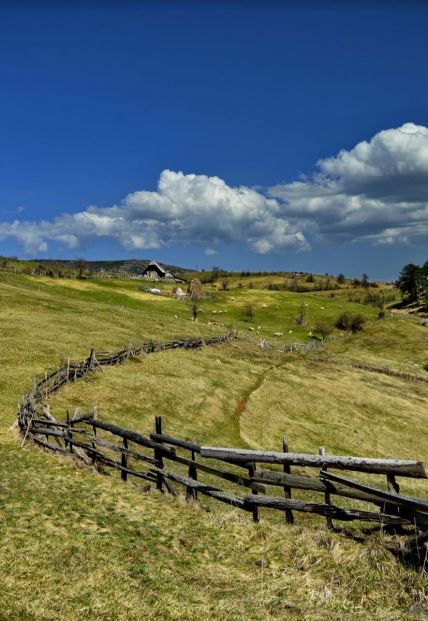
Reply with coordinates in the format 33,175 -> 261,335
273,331 -> 283,337
288,330 -> 293,334
320,306 -> 325,310
249,326 -> 255,331
174,315 -> 178,319
261,303 -> 268,308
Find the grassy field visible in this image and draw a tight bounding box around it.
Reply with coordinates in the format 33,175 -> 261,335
1,272 -> 428,620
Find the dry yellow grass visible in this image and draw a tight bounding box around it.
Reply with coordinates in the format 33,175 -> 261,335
1,273 -> 428,620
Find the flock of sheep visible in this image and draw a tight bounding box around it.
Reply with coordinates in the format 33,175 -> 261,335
170,299 -> 326,338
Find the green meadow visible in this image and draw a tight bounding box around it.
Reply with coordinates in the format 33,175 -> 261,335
1,272 -> 427,620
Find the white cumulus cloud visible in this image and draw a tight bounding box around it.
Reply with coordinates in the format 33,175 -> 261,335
1,123 -> 428,255
0,170 -> 307,255
269,122 -> 428,245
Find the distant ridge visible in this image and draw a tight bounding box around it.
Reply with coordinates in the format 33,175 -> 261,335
33,258 -> 193,275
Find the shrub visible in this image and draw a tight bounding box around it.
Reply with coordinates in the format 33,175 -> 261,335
294,301 -> 306,325
314,321 -> 332,340
243,304 -> 254,322
190,302 -> 200,320
363,291 -> 385,309
336,312 -> 366,333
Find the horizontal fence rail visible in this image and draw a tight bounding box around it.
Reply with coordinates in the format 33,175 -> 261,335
199,447 -> 427,478
16,333 -> 428,544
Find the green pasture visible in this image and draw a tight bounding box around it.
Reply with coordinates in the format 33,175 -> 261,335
0,272 -> 427,620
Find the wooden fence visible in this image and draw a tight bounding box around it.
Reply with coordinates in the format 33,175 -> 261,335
17,333 -> 428,544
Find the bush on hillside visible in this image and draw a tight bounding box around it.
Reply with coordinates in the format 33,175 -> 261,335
313,321 -> 332,340
188,278 -> 204,300
336,312 -> 366,333
243,304 -> 255,322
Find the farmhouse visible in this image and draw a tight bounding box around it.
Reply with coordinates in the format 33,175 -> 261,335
140,260 -> 176,282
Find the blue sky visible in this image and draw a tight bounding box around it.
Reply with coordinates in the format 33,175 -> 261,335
0,1 -> 428,279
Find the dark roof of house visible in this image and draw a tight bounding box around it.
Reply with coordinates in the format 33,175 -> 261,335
142,260 -> 167,275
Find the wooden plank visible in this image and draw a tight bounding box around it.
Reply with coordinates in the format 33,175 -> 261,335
150,467 -> 249,511
319,471 -> 428,513
150,433 -> 201,453
200,447 -> 427,478
251,470 -> 385,503
32,436 -> 74,455
243,494 -> 410,524
89,419 -> 169,452
93,436 -> 161,467
66,438 -> 157,483
162,451 -> 265,492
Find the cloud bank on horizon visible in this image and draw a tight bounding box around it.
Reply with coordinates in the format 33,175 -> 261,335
1,122 -> 428,255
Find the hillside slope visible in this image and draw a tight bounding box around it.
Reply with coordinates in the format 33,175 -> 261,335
1,273 -> 427,620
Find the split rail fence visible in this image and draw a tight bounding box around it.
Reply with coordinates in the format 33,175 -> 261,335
17,333 -> 428,542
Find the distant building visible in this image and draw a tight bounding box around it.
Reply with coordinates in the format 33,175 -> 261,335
140,260 -> 176,281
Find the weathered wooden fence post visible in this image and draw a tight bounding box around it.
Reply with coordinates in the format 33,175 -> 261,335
154,416 -> 164,491
64,409 -> 70,449
91,420 -> 97,464
387,473 -> 399,494
121,438 -> 128,481
186,449 -> 198,501
248,462 -> 260,523
282,435 -> 294,524
319,446 -> 334,530
68,413 -> 74,454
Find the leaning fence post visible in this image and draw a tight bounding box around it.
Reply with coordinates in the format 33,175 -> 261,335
282,435 -> 294,524
91,422 -> 97,464
248,462 -> 260,523
121,438 -> 128,481
154,416 -> 164,491
186,449 -> 198,501
68,414 -> 74,454
64,409 -> 70,449
387,473 -> 399,494
319,447 -> 334,530
386,473 -> 400,518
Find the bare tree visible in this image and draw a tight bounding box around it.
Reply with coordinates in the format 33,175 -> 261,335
294,301 -> 306,325
74,258 -> 88,279
243,304 -> 255,322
